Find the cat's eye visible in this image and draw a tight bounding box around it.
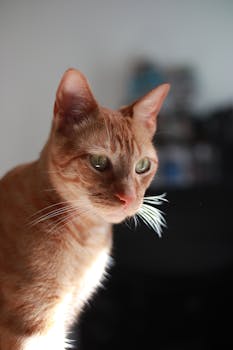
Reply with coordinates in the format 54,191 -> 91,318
89,154 -> 110,172
135,157 -> 151,174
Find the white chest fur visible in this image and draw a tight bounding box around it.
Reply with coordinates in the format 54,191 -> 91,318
23,250 -> 111,350
74,248 -> 110,309
61,245 -> 111,329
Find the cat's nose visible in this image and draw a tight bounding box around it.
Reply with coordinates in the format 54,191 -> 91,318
115,191 -> 136,207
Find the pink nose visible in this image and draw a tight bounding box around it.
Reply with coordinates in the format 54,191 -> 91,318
115,192 -> 136,207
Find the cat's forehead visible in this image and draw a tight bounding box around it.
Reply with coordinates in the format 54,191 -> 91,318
81,107 -> 155,159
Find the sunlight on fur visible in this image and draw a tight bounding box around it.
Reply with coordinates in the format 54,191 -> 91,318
23,293 -> 73,350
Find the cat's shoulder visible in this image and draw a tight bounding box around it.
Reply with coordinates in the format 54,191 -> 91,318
0,162 -> 37,198
0,161 -> 35,183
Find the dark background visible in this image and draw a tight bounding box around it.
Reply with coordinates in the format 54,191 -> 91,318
73,186 -> 233,350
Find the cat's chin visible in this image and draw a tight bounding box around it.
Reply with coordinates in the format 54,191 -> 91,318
104,216 -> 127,224
93,211 -> 124,224
98,209 -> 137,224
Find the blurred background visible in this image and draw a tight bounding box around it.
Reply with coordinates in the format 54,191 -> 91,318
0,0 -> 233,349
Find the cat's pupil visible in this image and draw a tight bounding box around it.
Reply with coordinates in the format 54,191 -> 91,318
90,154 -> 109,171
135,157 -> 151,174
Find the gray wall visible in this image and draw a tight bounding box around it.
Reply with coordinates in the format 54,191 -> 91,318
0,0 -> 233,176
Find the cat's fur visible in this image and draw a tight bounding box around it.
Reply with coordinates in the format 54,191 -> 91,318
0,69 -> 169,349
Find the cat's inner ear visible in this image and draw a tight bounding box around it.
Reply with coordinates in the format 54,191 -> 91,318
121,84 -> 170,136
54,68 -> 98,133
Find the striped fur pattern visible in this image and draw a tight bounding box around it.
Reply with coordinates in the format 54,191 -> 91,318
0,69 -> 170,349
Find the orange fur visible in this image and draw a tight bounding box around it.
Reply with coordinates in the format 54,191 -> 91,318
0,69 -> 169,349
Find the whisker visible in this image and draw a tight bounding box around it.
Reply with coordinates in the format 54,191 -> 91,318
138,210 -> 160,236
48,211 -> 79,234
29,201 -> 72,219
65,335 -> 76,349
48,207 -> 90,234
29,204 -> 79,227
124,218 -> 132,230
30,205 -> 73,224
138,205 -> 166,237
133,214 -> 140,228
137,210 -> 156,233
29,196 -> 86,221
143,193 -> 168,205
125,214 -> 140,230
142,207 -> 165,225
141,204 -> 166,225
135,193 -> 167,237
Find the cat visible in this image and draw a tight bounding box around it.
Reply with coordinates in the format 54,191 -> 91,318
0,68 -> 170,349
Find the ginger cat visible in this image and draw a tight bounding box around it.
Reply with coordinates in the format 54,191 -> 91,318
0,69 -> 170,349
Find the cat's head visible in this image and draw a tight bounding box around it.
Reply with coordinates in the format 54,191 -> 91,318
46,69 -> 169,224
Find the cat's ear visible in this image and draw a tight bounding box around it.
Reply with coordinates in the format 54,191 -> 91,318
121,84 -> 170,137
53,68 -> 98,134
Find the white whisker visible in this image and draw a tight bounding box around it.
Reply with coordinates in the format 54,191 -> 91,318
124,219 -> 131,230
142,204 -> 166,226
48,207 -> 90,234
28,196 -> 87,226
128,214 -> 140,230
65,336 -> 76,349
138,206 -> 165,237
134,214 -> 140,228
137,210 -> 157,233
29,201 -> 72,219
29,204 -> 77,227
135,193 -> 167,237
48,211 -> 79,234
143,193 -> 168,205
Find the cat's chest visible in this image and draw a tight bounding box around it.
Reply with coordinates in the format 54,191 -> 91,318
47,224 -> 112,325
67,247 -> 111,322
77,248 -> 110,304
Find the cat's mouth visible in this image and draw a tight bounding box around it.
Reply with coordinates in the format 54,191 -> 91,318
88,192 -> 143,223
93,202 -> 141,224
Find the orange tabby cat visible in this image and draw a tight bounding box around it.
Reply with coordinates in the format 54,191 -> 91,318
0,69 -> 169,349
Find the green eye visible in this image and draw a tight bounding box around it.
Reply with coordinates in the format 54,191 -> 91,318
89,154 -> 109,172
135,157 -> 151,174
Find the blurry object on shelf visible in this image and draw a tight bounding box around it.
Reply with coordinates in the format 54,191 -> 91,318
153,144 -> 194,188
193,141 -> 221,185
153,132 -> 222,189
202,106 -> 233,182
125,59 -> 166,103
158,113 -> 194,143
166,66 -> 197,113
